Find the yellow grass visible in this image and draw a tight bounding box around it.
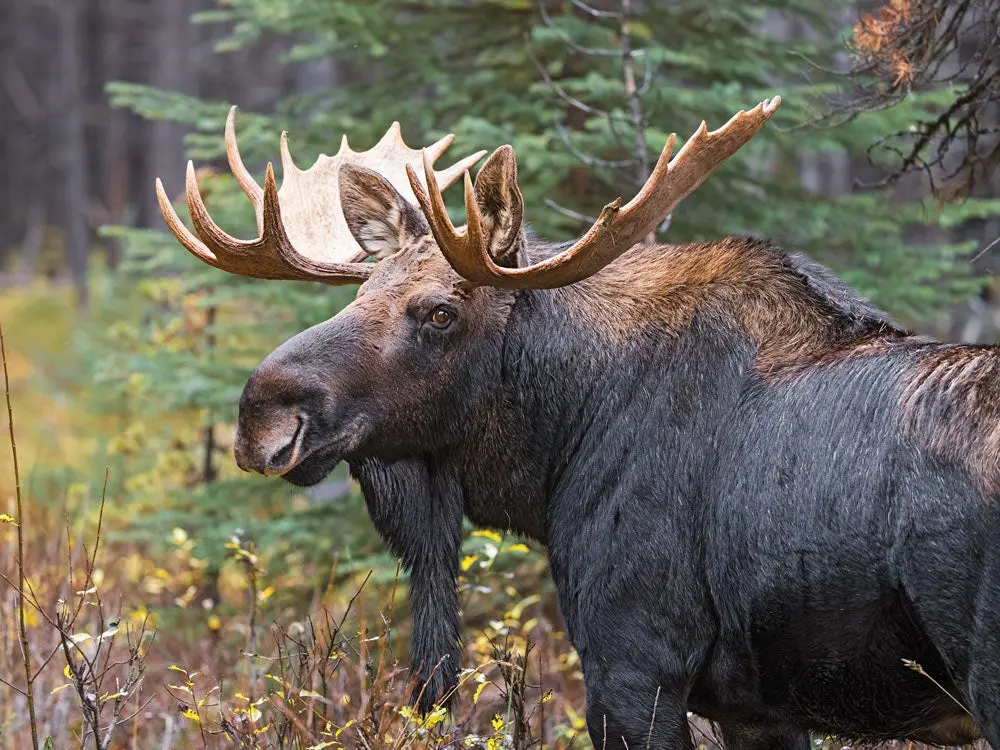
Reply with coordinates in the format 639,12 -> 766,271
0,282 -> 99,496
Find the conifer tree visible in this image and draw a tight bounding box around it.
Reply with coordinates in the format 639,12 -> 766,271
95,0 -> 999,564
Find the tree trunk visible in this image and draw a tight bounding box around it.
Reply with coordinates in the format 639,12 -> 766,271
101,0 -> 128,267
1,0 -> 48,276
58,0 -> 91,306
145,0 -> 193,228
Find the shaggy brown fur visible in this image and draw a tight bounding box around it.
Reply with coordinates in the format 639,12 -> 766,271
901,344 -> 1000,494
567,236 -> 908,374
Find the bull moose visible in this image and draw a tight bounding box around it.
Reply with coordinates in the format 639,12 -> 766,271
155,96 -> 1000,749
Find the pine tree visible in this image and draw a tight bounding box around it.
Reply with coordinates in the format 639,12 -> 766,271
91,0 -> 999,570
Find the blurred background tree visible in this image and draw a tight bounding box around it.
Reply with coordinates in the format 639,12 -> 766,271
1,1 -> 1000,745
828,0 -> 1000,205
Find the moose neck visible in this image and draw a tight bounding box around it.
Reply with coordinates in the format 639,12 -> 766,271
451,237 -> 906,548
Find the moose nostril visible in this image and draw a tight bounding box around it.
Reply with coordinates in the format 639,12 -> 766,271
267,442 -> 295,473
264,416 -> 306,476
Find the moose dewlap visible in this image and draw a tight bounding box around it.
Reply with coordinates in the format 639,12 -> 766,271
156,99 -> 1000,749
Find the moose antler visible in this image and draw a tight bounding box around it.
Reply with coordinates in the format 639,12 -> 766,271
408,97 -> 781,289
156,107 -> 487,285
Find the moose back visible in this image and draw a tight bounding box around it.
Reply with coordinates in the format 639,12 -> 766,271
156,99 -> 1000,749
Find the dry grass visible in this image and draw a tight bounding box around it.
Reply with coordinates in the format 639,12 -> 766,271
0,491 -> 592,748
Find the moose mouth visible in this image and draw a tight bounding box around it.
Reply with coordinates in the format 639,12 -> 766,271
282,446 -> 344,487
280,415 -> 372,487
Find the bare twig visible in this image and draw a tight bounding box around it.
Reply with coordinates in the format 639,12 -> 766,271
0,674 -> 27,697
89,468 -> 109,574
202,304 -> 218,483
543,198 -> 600,225
526,38 -> 631,150
270,693 -> 321,744
100,618 -> 149,749
539,0 -> 639,57
1,320 -> 39,748
533,0 -> 664,239
228,535 -> 263,695
812,0 -> 1000,198
902,658 -> 973,717
569,0 -> 620,18
636,53 -> 654,97
57,620 -> 102,750
619,0 -> 655,244
527,42 -> 606,117
856,71 -> 1000,191
554,122 -> 638,169
970,234 -> 1000,264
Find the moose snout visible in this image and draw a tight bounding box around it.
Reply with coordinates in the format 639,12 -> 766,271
234,410 -> 308,476
233,317 -> 365,481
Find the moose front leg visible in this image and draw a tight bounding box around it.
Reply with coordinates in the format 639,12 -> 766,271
350,458 -> 465,713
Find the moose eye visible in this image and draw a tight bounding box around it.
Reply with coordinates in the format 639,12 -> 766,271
429,306 -> 455,329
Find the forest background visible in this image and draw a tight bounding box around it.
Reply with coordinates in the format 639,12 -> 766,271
2,0 -> 1000,746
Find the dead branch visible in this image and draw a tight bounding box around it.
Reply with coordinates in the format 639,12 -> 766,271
817,0 -> 1000,199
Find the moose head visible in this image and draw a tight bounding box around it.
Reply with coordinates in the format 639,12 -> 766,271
157,99 -> 780,489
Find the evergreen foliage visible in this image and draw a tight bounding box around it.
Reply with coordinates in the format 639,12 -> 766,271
92,0 -> 999,574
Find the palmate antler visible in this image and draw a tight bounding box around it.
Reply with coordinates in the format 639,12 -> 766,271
408,97 -> 781,289
156,107 -> 487,285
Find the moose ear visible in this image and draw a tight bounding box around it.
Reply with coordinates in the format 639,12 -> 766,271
339,165 -> 429,259
472,145 -> 525,268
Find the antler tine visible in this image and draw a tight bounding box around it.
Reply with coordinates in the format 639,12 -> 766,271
279,132 -> 300,176
419,150 -> 468,248
225,106 -> 264,215
185,160 -> 259,259
462,170 -> 487,273
155,174 -> 224,269
377,121 -> 404,148
183,160 -> 309,281
421,96 -> 781,290
406,162 -> 428,211
407,153 -> 510,285
261,163 -> 373,283
422,131 -> 491,184
424,133 -> 455,163
158,107 -> 487,284
625,97 -> 780,219
623,133 -> 677,216
434,148 -> 490,189
258,162 -> 302,275
155,158 -> 371,284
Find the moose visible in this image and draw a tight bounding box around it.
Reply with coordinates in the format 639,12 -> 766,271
156,97 -> 1000,749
